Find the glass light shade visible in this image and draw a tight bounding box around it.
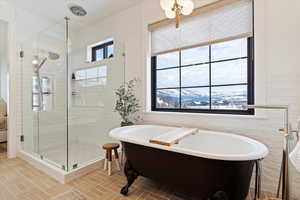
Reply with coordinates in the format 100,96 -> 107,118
181,0 -> 194,15
176,0 -> 185,6
160,0 -> 175,10
165,9 -> 176,19
182,6 -> 193,15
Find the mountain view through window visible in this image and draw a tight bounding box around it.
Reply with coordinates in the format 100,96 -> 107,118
152,37 -> 254,115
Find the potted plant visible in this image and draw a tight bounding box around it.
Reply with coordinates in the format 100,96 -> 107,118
114,79 -> 140,127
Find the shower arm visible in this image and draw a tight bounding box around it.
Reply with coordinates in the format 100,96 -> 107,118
242,104 -> 291,200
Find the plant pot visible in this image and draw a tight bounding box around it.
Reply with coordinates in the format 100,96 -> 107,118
121,121 -> 134,127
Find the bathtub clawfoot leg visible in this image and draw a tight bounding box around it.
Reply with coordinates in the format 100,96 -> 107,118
120,160 -> 139,196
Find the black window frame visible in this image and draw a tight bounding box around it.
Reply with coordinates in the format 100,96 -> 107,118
151,37 -> 255,115
91,41 -> 114,62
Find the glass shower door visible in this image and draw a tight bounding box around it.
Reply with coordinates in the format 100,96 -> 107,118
22,22 -> 68,170
21,42 -> 39,156
37,22 -> 68,170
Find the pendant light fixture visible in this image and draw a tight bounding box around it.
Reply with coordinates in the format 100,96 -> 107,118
160,0 -> 194,28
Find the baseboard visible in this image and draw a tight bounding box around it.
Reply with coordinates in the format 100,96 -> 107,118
18,150 -> 104,184
64,159 -> 104,183
18,150 -> 66,183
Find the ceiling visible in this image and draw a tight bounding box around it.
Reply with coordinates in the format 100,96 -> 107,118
10,0 -> 141,29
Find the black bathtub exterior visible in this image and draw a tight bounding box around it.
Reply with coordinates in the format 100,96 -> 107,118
120,142 -> 255,200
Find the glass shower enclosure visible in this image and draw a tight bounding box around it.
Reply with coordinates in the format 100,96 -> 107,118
21,18 -> 125,171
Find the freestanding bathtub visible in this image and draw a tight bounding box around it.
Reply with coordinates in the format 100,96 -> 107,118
109,125 -> 268,200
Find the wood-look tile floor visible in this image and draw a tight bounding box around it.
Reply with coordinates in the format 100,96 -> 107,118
0,153 -> 274,200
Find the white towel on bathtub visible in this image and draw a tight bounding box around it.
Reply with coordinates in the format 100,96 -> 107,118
149,128 -> 198,146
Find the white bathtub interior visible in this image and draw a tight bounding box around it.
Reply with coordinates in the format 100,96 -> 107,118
21,19 -> 125,172
173,130 -> 268,160
109,125 -> 269,161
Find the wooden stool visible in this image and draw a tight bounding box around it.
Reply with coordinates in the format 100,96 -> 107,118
102,143 -> 121,176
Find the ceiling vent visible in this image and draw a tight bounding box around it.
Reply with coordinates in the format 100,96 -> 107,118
69,4 -> 87,17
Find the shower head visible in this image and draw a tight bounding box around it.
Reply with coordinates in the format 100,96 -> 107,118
69,4 -> 87,17
32,51 -> 60,73
48,52 -> 60,60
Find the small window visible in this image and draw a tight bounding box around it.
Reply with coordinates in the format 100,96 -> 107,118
73,66 -> 107,87
91,41 -> 114,62
151,37 -> 254,115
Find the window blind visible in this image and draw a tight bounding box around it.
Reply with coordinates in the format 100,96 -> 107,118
149,0 -> 253,56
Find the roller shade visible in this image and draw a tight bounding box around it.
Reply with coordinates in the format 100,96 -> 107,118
150,0 -> 253,55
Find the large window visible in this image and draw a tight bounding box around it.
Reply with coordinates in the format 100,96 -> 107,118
151,37 -> 254,115
91,41 -> 114,62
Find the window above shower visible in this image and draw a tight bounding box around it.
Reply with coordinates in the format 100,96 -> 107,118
91,41 -> 114,62
86,38 -> 114,63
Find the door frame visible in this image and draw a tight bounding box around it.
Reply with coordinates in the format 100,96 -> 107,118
5,18 -> 19,158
